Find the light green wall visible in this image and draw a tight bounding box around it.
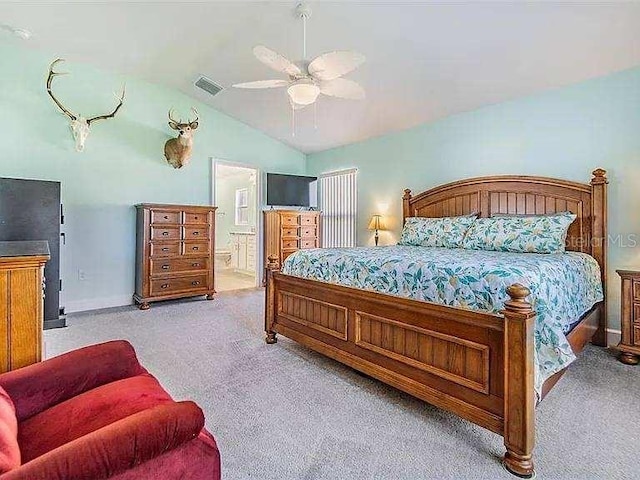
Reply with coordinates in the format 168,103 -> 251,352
307,66 -> 640,333
0,42 -> 305,312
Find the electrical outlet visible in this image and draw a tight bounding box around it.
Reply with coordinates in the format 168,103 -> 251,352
78,270 -> 86,281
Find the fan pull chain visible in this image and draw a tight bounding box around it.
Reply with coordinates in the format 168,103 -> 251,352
314,101 -> 317,130
291,104 -> 296,137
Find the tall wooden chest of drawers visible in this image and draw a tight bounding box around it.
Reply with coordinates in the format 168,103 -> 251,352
134,204 -> 217,310
0,241 -> 49,373
263,210 -> 321,282
617,269 -> 640,365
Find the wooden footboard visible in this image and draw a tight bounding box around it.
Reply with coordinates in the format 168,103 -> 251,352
265,260 -> 536,477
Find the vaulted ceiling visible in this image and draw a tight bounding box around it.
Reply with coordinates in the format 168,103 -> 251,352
2,1 -> 640,153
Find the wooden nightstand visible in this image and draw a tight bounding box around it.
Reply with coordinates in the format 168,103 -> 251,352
0,241 -> 49,372
617,270 -> 640,365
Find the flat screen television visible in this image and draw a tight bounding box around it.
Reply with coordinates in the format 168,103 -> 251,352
266,173 -> 317,207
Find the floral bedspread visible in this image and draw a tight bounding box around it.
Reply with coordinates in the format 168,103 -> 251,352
282,245 -> 603,395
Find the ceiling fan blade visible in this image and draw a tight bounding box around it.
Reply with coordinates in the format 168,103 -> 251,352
319,78 -> 365,100
232,80 -> 289,89
253,45 -> 301,77
308,51 -> 365,81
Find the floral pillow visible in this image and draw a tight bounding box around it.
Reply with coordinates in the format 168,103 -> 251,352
398,215 -> 477,249
462,212 -> 576,254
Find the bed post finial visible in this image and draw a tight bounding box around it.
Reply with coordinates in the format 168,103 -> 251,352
402,189 -> 412,224
591,168 -> 607,184
267,254 -> 280,271
502,283 -> 536,478
590,168 -> 608,347
504,284 -> 532,313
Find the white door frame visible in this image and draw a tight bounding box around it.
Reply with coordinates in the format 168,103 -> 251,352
211,158 -> 262,288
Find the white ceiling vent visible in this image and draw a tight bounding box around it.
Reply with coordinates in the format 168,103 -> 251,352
195,76 -> 223,97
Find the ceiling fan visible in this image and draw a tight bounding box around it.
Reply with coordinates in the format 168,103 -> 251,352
233,3 -> 366,111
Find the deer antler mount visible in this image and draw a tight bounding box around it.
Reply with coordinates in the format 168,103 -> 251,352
164,108 -> 199,169
46,58 -> 125,152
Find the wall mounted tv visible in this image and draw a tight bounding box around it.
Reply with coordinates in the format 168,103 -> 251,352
266,173 -> 317,207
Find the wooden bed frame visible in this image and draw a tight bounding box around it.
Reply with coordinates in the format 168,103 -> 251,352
264,169 -> 608,477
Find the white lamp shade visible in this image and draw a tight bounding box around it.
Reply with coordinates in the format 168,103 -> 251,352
287,82 -> 320,106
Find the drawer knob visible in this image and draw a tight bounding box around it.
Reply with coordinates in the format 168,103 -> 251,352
162,265 -> 170,270
164,215 -> 169,220
192,281 -> 201,286
192,263 -> 200,267
162,231 -> 169,236
162,247 -> 169,252
192,246 -> 199,251
194,216 -> 199,220
161,284 -> 169,289
193,231 -> 199,236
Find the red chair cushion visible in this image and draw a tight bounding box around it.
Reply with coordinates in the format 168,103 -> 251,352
0,386 -> 20,473
18,373 -> 173,463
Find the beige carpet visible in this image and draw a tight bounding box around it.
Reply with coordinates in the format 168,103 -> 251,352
45,290 -> 640,479
215,269 -> 257,292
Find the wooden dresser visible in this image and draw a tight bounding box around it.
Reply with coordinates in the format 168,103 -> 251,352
263,209 -> 321,281
134,204 -> 216,310
0,241 -> 49,373
617,269 -> 640,365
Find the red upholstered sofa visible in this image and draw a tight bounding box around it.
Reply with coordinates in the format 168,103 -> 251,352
0,340 -> 220,480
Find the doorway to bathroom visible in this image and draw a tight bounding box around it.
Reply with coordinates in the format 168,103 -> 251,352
212,160 -> 260,292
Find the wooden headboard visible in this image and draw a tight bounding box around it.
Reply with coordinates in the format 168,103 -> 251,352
402,169 -> 608,277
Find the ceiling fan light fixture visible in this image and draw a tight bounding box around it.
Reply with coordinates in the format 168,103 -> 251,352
234,2 -> 365,134
287,81 -> 320,106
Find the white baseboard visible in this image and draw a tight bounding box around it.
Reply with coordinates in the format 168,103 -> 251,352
607,328 -> 621,347
65,295 -> 133,314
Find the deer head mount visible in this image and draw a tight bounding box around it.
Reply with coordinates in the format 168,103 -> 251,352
46,58 -> 125,152
164,108 -> 199,169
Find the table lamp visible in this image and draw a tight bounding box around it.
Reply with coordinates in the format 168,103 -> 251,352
367,214 -> 387,246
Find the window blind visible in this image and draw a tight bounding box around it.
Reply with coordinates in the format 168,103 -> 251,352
319,168 -> 357,248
